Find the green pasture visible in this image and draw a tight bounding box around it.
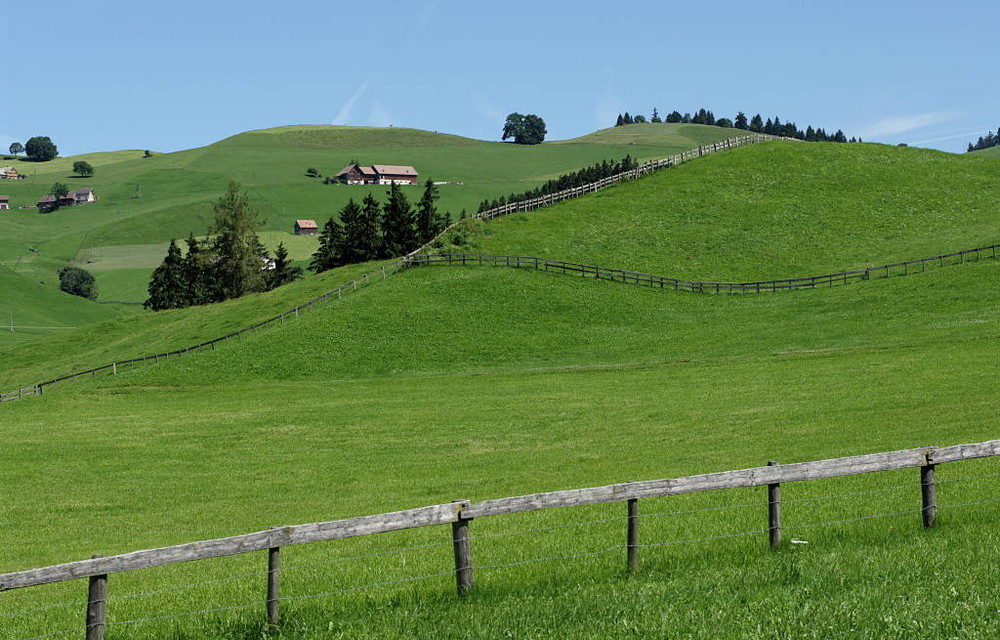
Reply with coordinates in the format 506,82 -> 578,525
2,137 -> 1000,637
0,123 -> 744,318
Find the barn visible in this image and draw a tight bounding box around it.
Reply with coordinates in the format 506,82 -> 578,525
295,219 -> 319,236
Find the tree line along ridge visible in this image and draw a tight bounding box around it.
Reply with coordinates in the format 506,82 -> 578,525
615,107 -> 858,143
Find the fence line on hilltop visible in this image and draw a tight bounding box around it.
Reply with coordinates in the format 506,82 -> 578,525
2,438 -> 998,638
404,243 -> 999,293
1,133 -> 784,404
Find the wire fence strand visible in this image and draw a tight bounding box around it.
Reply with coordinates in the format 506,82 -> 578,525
282,540 -> 455,572
1,599 -> 88,618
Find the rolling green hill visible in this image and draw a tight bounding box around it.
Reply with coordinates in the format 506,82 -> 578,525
0,124 -> 749,304
2,138 -> 1000,638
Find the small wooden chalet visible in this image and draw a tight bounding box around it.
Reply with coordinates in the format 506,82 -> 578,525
294,219 -> 319,236
0,195 -> 9,210
335,163 -> 379,185
72,188 -> 96,205
36,194 -> 57,212
334,163 -> 418,185
0,167 -> 22,180
372,164 -> 419,185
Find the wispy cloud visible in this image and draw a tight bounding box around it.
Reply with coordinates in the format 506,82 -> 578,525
332,82 -> 370,126
908,128 -> 991,145
861,112 -> 961,139
368,102 -> 394,128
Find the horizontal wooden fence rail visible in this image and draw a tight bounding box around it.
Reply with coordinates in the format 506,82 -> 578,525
405,244 -> 999,294
2,135 -> 781,406
2,438 -> 999,638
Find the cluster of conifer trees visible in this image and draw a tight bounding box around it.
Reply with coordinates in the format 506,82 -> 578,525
145,182 -> 301,311
476,155 -> 639,214
615,108 -> 859,143
967,128 -> 1000,152
310,180 -> 449,273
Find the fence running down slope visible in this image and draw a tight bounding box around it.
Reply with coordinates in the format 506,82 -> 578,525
0,133 -> 781,404
2,438 -> 998,638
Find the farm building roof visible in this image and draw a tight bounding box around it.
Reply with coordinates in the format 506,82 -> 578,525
335,163 -> 378,177
372,164 -> 418,176
295,219 -> 319,229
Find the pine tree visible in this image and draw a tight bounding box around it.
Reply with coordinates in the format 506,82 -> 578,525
357,193 -> 383,261
339,198 -> 364,264
750,114 -> 764,132
623,112 -> 633,125
415,179 -> 442,245
269,242 -> 303,288
734,112 -> 749,130
616,114 -> 625,127
145,239 -> 188,310
182,234 -> 214,305
381,183 -> 417,257
210,182 -> 266,301
309,217 -> 345,273
651,108 -> 662,123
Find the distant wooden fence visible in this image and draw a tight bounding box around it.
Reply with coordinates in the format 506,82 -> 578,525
0,134 -> 785,405
473,133 -> 785,221
405,244 -> 1000,293
2,438 -> 998,638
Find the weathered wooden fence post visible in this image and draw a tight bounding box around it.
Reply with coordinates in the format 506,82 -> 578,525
451,503 -> 474,595
627,498 -> 640,573
768,461 -> 782,549
86,555 -> 107,640
267,536 -> 281,629
921,460 -> 937,528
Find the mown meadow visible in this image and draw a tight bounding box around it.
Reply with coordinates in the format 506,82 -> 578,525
1,138 -> 999,638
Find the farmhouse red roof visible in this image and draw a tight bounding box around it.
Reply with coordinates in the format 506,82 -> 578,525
335,163 -> 377,177
372,164 -> 417,176
296,219 -> 319,229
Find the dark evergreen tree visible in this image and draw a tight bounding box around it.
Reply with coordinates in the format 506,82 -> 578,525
666,111 -> 683,123
269,242 -> 303,288
750,114 -> 764,132
651,108 -> 662,123
356,193 -> 383,261
309,217 -> 345,273
414,179 -> 444,245
734,112 -> 749,130
338,198 -> 364,264
145,239 -> 187,310
381,183 -> 417,257
623,112 -> 633,125
615,114 -> 625,127
182,234 -> 214,305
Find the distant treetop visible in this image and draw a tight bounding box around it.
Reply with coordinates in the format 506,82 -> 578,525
613,108 -> 858,143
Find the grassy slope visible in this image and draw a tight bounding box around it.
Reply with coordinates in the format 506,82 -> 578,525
467,141 -> 1000,280
3,141 -> 1000,638
0,124 -> 745,303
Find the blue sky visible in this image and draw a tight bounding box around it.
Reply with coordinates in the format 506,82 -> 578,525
5,1 -> 998,156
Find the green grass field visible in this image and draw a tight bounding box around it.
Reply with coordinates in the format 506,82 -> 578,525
0,123 -> 747,309
2,136 -> 1000,638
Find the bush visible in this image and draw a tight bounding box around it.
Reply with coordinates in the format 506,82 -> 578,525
58,266 -> 97,300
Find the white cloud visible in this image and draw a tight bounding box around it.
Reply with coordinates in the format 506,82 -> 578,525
860,112 -> 961,139
331,82 -> 370,126
367,102 -> 394,128
908,129 -> 988,145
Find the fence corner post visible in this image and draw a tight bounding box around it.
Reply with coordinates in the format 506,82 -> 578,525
627,498 -> 640,574
767,461 -> 782,549
451,501 -> 474,595
921,453 -> 937,529
86,554 -> 107,640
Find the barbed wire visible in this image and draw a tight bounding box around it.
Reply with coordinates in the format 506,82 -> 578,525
474,545 -> 623,573
0,599 -> 87,618
938,496 -> 1000,510
639,500 -> 765,519
17,626 -> 88,640
469,515 -> 626,541
785,507 -> 925,530
781,482 -> 913,504
105,598 -> 266,628
283,540 -> 454,572
936,470 -> 1000,485
107,567 -> 269,601
281,570 -> 456,604
640,527 -> 772,548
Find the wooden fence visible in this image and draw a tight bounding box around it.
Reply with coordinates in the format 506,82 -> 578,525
473,133 -> 785,221
405,244 -> 1000,293
2,438 -> 998,638
0,133 -> 785,406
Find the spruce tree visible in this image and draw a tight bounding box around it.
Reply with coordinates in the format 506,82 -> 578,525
309,218 -> 345,273
145,239 -> 188,310
210,182 -> 266,301
415,179 -> 442,245
270,242 -> 303,288
182,234 -> 214,305
381,183 -> 417,257
651,108 -> 662,123
616,114 -> 625,127
339,198 -> 364,264
734,112 -> 749,129
750,114 -> 764,132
